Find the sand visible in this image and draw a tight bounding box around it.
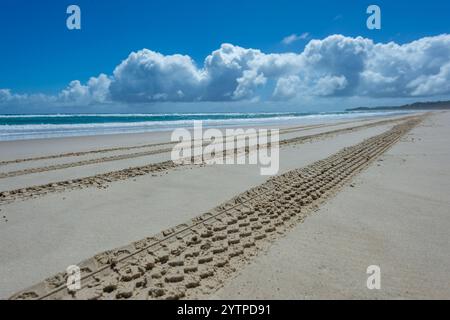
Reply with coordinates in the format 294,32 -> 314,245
1,112 -> 448,299
0,116 -> 405,192
212,111 -> 450,299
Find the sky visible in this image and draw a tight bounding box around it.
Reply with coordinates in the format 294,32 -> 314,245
1,0 -> 450,113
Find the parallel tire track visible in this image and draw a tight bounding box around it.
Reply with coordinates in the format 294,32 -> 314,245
0,122 -> 335,166
10,116 -> 424,300
0,120 -> 366,178
0,116 -> 418,207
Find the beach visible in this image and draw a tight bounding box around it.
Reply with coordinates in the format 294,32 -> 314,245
213,111 -> 450,299
1,111 -> 449,299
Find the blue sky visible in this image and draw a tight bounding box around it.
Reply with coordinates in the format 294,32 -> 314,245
1,0 -> 450,113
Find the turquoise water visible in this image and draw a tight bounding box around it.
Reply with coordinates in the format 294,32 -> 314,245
0,111 -> 412,141
0,112 -> 337,125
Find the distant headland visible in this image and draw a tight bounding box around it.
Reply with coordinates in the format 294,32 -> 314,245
346,100 -> 450,112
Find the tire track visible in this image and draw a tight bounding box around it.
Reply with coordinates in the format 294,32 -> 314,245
0,122 -> 334,166
9,116 -> 424,300
0,116 -> 413,180
0,115 -> 421,205
0,123 -> 334,178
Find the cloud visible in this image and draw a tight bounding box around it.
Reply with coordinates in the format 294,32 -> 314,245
408,63 -> 450,96
281,32 -> 309,45
0,89 -> 13,102
272,34 -> 450,99
2,34 -> 450,109
363,34 -> 450,97
110,50 -> 205,102
59,74 -> 111,105
273,76 -> 301,100
203,44 -> 265,100
0,74 -> 111,108
0,88 -> 56,105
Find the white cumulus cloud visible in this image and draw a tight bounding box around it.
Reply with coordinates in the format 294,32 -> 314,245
110,50 -> 205,102
2,34 -> 450,110
59,74 -> 111,105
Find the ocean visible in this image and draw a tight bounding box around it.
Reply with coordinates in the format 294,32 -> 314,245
0,111 -> 413,141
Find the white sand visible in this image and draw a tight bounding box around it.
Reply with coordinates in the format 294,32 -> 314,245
212,111 -> 450,299
0,117 -> 398,192
0,118 -> 398,298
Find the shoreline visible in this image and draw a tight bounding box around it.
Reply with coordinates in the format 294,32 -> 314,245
0,110 -> 416,142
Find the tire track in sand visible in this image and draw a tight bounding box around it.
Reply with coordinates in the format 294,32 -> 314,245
0,122 -> 337,166
9,116 -> 424,300
0,116 -> 418,205
0,119 -> 376,178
